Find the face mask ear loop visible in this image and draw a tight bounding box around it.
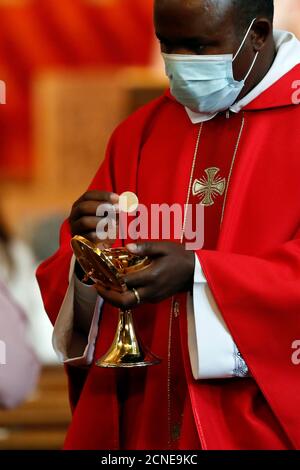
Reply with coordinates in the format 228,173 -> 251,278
233,17 -> 257,62
243,50 -> 259,82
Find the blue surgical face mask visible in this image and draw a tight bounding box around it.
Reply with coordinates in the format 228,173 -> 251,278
162,18 -> 259,114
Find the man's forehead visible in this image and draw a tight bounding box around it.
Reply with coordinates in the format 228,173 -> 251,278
155,0 -> 234,14
154,0 -> 235,37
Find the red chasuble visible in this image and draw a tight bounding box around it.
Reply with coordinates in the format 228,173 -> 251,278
37,65 -> 300,450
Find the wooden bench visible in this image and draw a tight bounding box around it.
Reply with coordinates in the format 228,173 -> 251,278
0,366 -> 71,450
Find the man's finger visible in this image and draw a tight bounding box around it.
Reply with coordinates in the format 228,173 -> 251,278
86,191 -> 119,204
77,232 -> 116,246
72,216 -> 101,234
94,284 -> 138,309
77,191 -> 119,204
123,264 -> 155,288
126,241 -> 169,258
71,200 -> 119,220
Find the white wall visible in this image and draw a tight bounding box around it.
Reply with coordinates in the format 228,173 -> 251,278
274,0 -> 300,37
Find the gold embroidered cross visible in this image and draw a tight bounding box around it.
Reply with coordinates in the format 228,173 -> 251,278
192,167 -> 226,207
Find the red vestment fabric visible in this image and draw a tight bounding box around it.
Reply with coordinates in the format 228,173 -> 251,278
37,65 -> 300,450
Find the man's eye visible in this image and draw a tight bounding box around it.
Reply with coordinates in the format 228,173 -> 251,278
160,40 -> 170,48
194,45 -> 206,54
159,41 -> 172,53
185,42 -> 205,53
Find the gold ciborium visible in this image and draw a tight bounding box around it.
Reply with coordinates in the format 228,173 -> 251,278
71,235 -> 161,368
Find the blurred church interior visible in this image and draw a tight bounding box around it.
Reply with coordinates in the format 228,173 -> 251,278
0,0 -> 299,450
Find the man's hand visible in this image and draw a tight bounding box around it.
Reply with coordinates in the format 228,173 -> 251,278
94,241 -> 195,309
69,190 -> 119,244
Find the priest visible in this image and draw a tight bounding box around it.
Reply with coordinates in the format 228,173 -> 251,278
37,0 -> 300,450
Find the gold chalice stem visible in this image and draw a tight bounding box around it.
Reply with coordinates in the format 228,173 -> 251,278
96,308 -> 161,368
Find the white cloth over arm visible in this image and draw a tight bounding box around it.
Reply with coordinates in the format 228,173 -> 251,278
52,256 -> 102,367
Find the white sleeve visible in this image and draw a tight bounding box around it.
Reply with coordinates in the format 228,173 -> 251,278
187,254 -> 249,380
52,255 -> 102,367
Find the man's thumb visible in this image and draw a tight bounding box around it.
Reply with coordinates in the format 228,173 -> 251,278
126,242 -> 165,257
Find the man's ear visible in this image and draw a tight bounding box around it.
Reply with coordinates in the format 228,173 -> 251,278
251,19 -> 273,52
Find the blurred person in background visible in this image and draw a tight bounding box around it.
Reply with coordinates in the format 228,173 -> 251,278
0,212 -> 58,364
0,281 -> 40,408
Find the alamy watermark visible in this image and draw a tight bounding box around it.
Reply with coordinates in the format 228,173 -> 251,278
96,203 -> 205,250
0,340 -> 6,365
291,340 -> 300,366
292,80 -> 300,105
0,81 -> 6,105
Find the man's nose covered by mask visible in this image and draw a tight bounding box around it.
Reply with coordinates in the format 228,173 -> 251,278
162,18 -> 258,114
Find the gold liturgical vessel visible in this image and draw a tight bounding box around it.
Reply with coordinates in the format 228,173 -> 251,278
71,235 -> 161,368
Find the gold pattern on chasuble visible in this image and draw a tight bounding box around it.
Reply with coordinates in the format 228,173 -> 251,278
192,167 -> 226,207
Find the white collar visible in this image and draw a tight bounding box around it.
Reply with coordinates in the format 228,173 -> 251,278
186,30 -> 300,124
